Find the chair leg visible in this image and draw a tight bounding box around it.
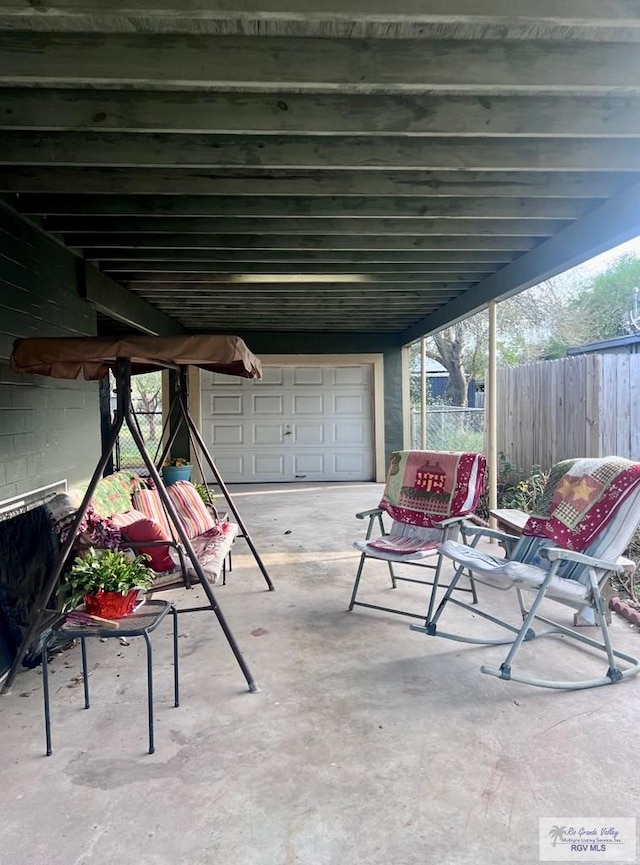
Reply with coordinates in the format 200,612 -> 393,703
424,554 -> 446,624
411,562 -> 530,646
590,572 -> 622,680
387,561 -> 397,589
469,573 -> 479,605
348,554 -> 368,611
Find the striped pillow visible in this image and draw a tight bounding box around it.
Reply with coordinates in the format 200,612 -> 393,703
131,488 -> 176,540
166,481 -> 217,539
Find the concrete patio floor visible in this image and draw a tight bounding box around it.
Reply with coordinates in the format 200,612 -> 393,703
1,482 -> 639,865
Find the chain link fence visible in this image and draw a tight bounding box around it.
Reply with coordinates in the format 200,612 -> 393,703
115,411 -> 164,471
411,406 -> 485,453
110,371 -> 163,472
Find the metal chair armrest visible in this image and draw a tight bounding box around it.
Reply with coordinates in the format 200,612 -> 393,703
545,547 -> 636,573
356,508 -> 383,520
460,523 -> 520,545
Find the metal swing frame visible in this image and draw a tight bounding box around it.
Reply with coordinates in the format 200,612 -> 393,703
2,357 -> 273,695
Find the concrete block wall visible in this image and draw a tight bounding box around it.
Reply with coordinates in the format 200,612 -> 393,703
0,206 -> 100,501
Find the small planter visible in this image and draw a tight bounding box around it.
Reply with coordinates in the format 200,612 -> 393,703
84,589 -> 141,620
161,464 -> 192,486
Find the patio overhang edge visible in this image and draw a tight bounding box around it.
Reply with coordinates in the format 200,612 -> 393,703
400,179 -> 640,345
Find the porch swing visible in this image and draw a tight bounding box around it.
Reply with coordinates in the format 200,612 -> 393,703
2,333 -> 274,695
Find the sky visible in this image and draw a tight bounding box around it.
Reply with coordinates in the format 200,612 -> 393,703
563,234 -> 640,280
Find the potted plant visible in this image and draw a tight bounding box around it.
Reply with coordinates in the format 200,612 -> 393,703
161,457 -> 192,485
62,548 -> 156,619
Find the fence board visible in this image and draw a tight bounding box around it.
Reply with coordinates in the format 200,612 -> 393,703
497,352 -> 639,471
600,354 -> 618,457
630,355 -> 640,459
615,353 -> 631,456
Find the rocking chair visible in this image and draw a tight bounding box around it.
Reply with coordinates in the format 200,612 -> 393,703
412,456 -> 640,690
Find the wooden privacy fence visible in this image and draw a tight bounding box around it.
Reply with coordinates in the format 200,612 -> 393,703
496,354 -> 640,472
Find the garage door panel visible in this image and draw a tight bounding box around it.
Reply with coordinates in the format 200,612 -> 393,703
252,393 -> 284,415
293,453 -> 325,475
334,452 -> 367,474
293,393 -> 324,414
253,423 -> 285,444
210,393 -> 243,415
216,454 -> 245,476
333,393 -> 365,416
333,420 -> 367,444
211,423 -> 244,445
202,371 -> 238,387
257,368 -> 284,386
254,453 -> 285,477
292,366 -> 324,385
201,363 -> 374,483
294,423 -> 324,444
334,366 -> 368,386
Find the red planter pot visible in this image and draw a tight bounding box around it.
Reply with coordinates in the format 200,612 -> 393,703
84,589 -> 140,619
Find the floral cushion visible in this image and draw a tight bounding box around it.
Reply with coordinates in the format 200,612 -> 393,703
188,521 -> 238,582
85,471 -> 145,518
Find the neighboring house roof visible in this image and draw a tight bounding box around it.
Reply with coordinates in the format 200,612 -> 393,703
567,333 -> 640,355
410,358 -> 448,375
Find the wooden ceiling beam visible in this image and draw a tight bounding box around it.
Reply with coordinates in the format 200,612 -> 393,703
2,168 -> 632,198
4,88 -> 640,137
3,132 -> 640,170
49,216 -> 567,236
85,249 -> 518,263
1,1 -> 637,26
105,263 -> 493,276
3,33 -> 640,92
69,233 -> 538,250
21,194 -> 598,219
129,284 -> 466,293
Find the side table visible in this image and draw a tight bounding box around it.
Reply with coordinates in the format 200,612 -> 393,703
42,599 -> 179,756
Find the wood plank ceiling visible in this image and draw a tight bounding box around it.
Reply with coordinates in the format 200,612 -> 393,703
2,2 -> 640,338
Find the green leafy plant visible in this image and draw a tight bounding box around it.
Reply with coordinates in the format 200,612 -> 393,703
194,482 -> 216,506
163,457 -> 190,467
61,548 -> 155,611
475,455 -> 549,521
497,456 -> 549,513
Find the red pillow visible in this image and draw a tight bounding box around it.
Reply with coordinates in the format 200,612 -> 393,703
119,518 -> 175,573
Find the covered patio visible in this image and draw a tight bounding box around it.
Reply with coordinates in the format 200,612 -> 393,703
0,482 -> 638,865
2,4 -> 640,862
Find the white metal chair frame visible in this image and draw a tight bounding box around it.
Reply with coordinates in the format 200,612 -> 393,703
348,509 -> 478,623
412,517 -> 640,690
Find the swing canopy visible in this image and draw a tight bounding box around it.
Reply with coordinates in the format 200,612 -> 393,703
10,334 -> 262,381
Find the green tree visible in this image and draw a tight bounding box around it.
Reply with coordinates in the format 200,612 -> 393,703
412,281 -> 589,406
132,371 -> 161,441
569,254 -> 640,341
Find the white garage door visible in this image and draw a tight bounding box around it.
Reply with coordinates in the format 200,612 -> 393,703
200,364 -> 374,483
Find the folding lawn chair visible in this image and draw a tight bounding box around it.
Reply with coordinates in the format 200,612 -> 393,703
412,456 -> 640,689
348,450 -> 486,621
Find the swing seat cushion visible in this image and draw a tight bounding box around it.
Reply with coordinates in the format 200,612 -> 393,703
187,520 -> 239,582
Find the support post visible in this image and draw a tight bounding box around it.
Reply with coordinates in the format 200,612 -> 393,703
488,300 -> 498,532
420,337 -> 427,449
